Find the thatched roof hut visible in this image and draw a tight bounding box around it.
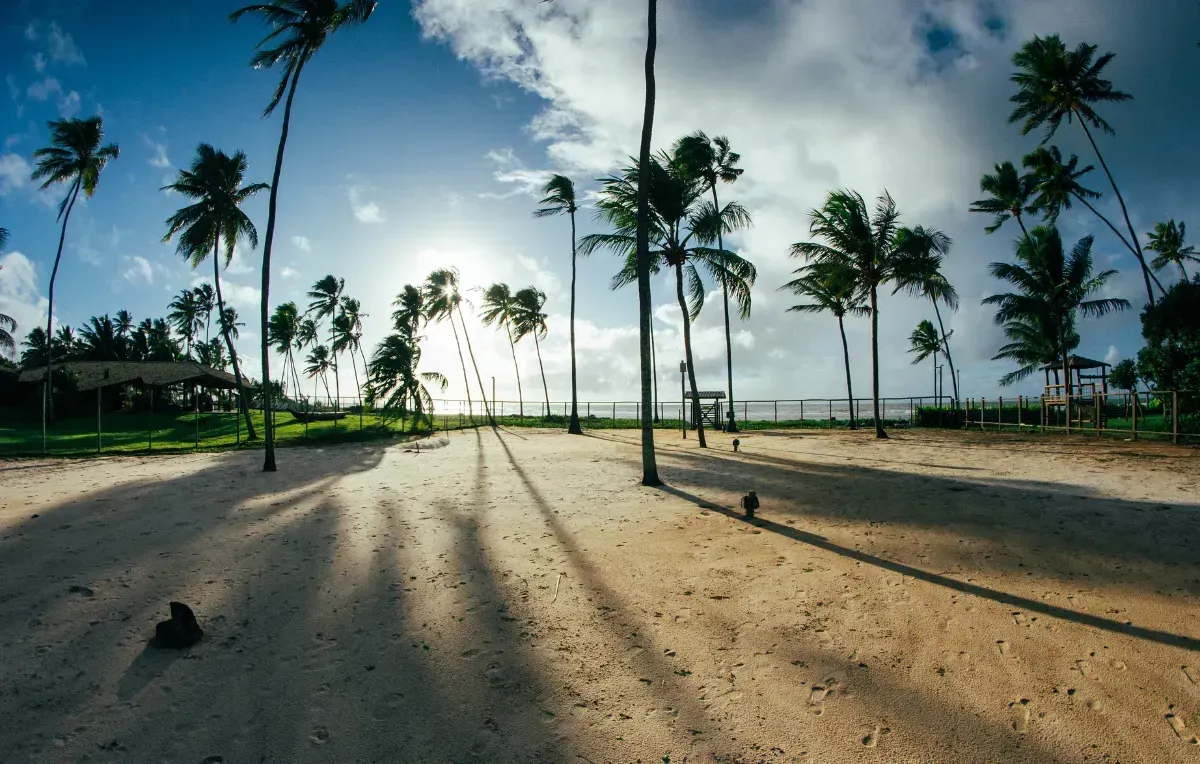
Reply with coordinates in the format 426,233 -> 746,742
17,361 -> 254,392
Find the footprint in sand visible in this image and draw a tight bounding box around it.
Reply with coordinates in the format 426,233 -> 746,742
310,726 -> 330,745
1009,699 -> 1031,734
862,726 -> 881,748
1182,665 -> 1197,684
1076,660 -> 1092,678
996,640 -> 1010,656
1165,713 -> 1199,744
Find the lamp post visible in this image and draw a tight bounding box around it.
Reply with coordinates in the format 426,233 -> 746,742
679,360 -> 687,439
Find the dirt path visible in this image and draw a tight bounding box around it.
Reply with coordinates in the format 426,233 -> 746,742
1,428 -> 1197,763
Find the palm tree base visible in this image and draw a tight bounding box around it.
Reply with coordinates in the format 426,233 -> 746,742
641,476 -> 664,487
567,418 -> 583,435
875,430 -> 889,439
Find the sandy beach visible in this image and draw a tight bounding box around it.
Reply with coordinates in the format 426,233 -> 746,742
1,427 -> 1198,763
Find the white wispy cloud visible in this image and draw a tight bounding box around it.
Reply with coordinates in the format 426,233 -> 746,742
26,76 -> 60,101
292,235 -> 311,252
0,251 -> 49,357
479,147 -> 554,199
122,256 -> 154,286
32,53 -> 46,73
281,266 -> 299,279
0,154 -> 31,196
57,90 -> 80,118
142,134 -> 172,169
47,23 -> 86,66
345,178 -> 385,223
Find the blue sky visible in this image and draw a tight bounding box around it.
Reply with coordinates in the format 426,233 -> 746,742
1,0 -> 1198,406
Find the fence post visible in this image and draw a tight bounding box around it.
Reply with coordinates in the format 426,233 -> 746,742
1173,391 -> 1179,445
909,397 -> 914,425
999,396 -> 1004,429
636,402 -> 640,423
1131,391 -> 1138,441
1017,396 -> 1023,431
96,387 -> 102,454
774,400 -> 778,422
612,402 -> 616,426
194,385 -> 199,449
743,400 -> 748,422
148,388 -> 153,452
828,399 -> 832,426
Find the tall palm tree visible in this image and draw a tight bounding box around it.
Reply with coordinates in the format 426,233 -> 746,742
30,116 -> 119,436
423,267 -> 493,426
908,320 -> 945,398
114,309 -> 134,343
512,287 -> 552,420
232,0 -> 377,472
983,226 -> 1130,395
675,131 -> 749,432
366,331 -> 446,431
80,315 -> 123,361
162,144 -> 268,439
1009,34 -> 1155,303
790,189 -> 903,438
969,161 -> 1035,237
480,282 -> 524,417
268,301 -> 303,398
21,327 -> 53,368
338,295 -> 369,406
331,305 -> 361,410
1146,220 -> 1198,280
194,282 -> 217,344
1022,146 -> 1102,226
148,318 -> 180,362
220,305 -> 244,340
392,284 -> 425,338
53,325 -> 79,361
634,0 -> 661,483
583,152 -> 755,448
892,226 -> 960,402
297,316 -> 318,402
780,262 -> 867,430
304,344 -> 333,404
167,289 -> 201,359
307,275 -> 345,409
534,174 -> 584,434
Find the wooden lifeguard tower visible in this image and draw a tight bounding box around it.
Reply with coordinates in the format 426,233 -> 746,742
684,390 -> 726,431
1041,355 -> 1110,432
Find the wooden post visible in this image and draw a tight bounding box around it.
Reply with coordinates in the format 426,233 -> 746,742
1065,388 -> 1072,435
1131,391 -> 1138,441
774,400 -> 778,422
999,396 -> 1004,429
236,396 -> 241,445
1017,396 -> 1023,431
612,401 -> 616,426
96,387 -> 102,454
148,387 -> 154,451
980,397 -> 986,430
1173,391 -> 1179,445
828,399 -> 832,426
194,385 -> 199,449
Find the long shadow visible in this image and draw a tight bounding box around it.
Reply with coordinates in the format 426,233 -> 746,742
659,484 -> 1200,652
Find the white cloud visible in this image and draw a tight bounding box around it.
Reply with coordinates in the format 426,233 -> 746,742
0,251 -> 48,355
281,266 -> 299,279
32,53 -> 46,74
142,134 -> 171,168
292,235 -> 311,252
26,76 -> 60,102
345,180 -> 386,223
24,23 -> 38,42
480,147 -> 554,199
224,245 -> 255,275
0,153 -> 31,196
1104,345 -> 1120,365
190,275 -> 261,312
47,23 -> 86,66
57,90 -> 80,118
122,256 -> 154,286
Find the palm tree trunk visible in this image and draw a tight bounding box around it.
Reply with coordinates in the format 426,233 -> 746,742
1074,114 -> 1160,304
931,299 -> 958,402
447,315 -> 474,424
635,0 -> 662,484
1015,213 -> 1030,239
506,325 -> 524,418
532,329 -> 551,420
348,348 -> 362,410
456,305 -> 494,427
837,314 -> 857,431
43,177 -> 82,448
258,59 -> 307,472
711,185 -> 738,434
869,284 -> 887,439
212,234 -> 257,440
568,209 -> 583,434
358,344 -> 370,411
676,264 -> 707,448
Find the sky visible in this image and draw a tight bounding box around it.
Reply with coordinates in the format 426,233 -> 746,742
1,0 -> 1197,408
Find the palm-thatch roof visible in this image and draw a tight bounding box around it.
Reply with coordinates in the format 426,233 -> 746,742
1039,355 -> 1110,371
17,361 -> 254,392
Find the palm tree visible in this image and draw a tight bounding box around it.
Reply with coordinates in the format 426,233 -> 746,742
194,282 -> 216,344
304,344 -> 333,405
268,301 -> 303,399
307,275 -> 345,410
790,189 -> 903,438
908,320 -> 944,399
220,305 -> 244,340
232,0 -> 378,472
983,226 -> 1130,395
534,174 -> 584,434
54,325 -> 80,361
339,296 -> 369,392
167,289 -> 201,359
1146,220 -> 1198,280
30,116 -> 119,436
366,331 -> 446,431
634,0 -> 661,483
675,131 -> 750,431
21,327 -> 53,368
162,144 -> 268,440
480,283 -> 525,418
512,287 -> 552,420
297,316 -> 319,403
0,227 -> 7,250
423,267 -> 493,426
892,226 -> 960,402
0,307 -> 14,360
79,315 -> 123,360
969,161 -> 1034,236
1009,34 -> 1155,303
331,302 -> 363,411
583,152 -> 755,449
780,262 -> 867,430
392,284 -> 425,338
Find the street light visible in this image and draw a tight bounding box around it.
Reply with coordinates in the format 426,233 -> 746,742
679,361 -> 687,439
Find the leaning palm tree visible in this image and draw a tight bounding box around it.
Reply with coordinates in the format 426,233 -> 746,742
780,262 -> 867,430
534,174 -> 584,434
366,331 -> 446,431
423,267 -> 493,426
331,308 -> 361,411
167,288 -> 201,359
162,143 -> 268,440
969,160 -> 1034,237
194,282 -> 217,345
304,344 -> 334,405
1009,34 -> 1155,303
307,275 -> 345,410
983,226 -> 1130,395
790,189 -> 903,438
232,0 -> 377,471
584,152 -> 755,449
675,131 -> 749,431
1146,220 -> 1198,280
338,296 -> 369,407
908,320 -> 945,398
268,301 -> 303,399
392,284 -> 425,338
296,316 -> 319,403
480,282 -> 525,418
30,116 -> 119,438
512,287 -> 552,420
893,226 -> 960,402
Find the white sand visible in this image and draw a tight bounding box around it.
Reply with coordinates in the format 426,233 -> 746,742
1,427 -> 1198,763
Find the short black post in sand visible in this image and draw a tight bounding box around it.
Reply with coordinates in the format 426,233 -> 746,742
732,438 -> 740,453
740,490 -> 759,519
153,602 -> 204,649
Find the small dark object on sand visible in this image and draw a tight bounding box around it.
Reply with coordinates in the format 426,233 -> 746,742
153,601 -> 203,649
740,490 -> 759,518
732,438 -> 740,453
